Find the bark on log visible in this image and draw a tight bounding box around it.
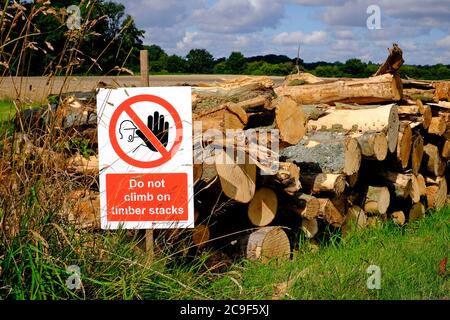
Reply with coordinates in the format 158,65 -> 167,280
428,117 -> 447,136
408,202 -> 425,222
425,176 -> 447,209
417,174 -> 427,196
280,132 -> 361,176
263,162 -> 301,195
411,134 -> 424,175
308,104 -> 399,153
192,76 -> 274,98
442,140 -> 450,159
379,171 -> 420,202
281,194 -> 321,221
247,188 -> 278,227
397,104 -> 431,129
374,43 -> 404,76
391,211 -> 406,226
300,173 -> 346,195
275,73 -> 403,105
433,81 -> 450,101
396,122 -> 412,169
342,206 -> 367,236
317,198 -> 345,227
422,144 -> 445,176
301,219 -> 319,238
351,132 -> 388,161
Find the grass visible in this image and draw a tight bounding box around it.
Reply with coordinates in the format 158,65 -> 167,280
0,100 -> 14,122
0,204 -> 448,300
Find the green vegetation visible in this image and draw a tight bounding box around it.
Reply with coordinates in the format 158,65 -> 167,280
1,202 -> 448,299
144,44 -> 450,79
1,0 -> 144,76
0,100 -> 14,122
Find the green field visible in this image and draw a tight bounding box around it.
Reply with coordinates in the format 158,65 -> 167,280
1,205 -> 448,300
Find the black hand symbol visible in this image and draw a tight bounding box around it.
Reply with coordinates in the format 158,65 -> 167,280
136,111 -> 169,152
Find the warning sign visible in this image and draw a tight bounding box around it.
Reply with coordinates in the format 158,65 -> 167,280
97,88 -> 194,229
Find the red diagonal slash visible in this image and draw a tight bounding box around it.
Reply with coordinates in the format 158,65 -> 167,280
124,106 -> 170,158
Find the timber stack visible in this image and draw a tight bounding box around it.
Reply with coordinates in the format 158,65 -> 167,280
14,43 -> 449,266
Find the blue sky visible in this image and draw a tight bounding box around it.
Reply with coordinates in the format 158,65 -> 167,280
117,0 -> 450,64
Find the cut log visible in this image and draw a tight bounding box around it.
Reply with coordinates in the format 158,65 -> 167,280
281,132 -> 361,176
397,104 -> 431,129
391,211 -> 405,226
433,81 -> 450,101
67,154 -> 99,175
282,194 -> 321,221
300,173 -> 346,195
374,43 -> 404,76
270,162 -> 301,195
425,176 -> 447,209
347,172 -> 359,188
428,117 -> 447,136
192,225 -> 210,248
351,132 -> 388,161
364,186 -> 390,216
67,191 -> 100,229
247,188 -> 278,227
301,219 -> 319,238
317,198 -> 345,227
308,104 -> 399,153
192,76 -> 274,98
411,134 -> 424,175
193,164 -> 203,185
215,150 -> 256,203
284,72 -> 323,85
241,227 -> 291,263
275,73 -> 403,105
408,202 -> 425,222
417,174 -> 427,196
442,140 -> 450,159
379,171 -> 420,202
274,96 -> 306,145
422,144 -> 445,176
342,206 -> 367,236
396,122 -> 412,169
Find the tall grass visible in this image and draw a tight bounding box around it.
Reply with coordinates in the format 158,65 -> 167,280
0,1 -> 448,301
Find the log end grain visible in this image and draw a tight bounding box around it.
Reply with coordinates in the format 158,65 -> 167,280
248,188 -> 278,227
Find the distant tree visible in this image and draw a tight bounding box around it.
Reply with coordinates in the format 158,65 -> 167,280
213,61 -> 228,74
142,45 -> 167,72
225,52 -> 246,74
3,0 -> 145,75
342,59 -> 367,77
166,55 -> 187,73
186,49 -> 214,74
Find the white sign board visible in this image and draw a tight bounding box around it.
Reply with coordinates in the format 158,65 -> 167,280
96,87 -> 194,229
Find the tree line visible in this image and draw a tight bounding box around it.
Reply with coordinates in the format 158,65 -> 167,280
1,1 -> 449,80
146,44 -> 450,80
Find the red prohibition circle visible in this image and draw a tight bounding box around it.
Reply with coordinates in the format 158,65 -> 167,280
109,94 -> 183,168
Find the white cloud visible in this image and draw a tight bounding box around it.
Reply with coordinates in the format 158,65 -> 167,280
191,0 -> 284,33
436,35 -> 450,48
272,31 -> 327,46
